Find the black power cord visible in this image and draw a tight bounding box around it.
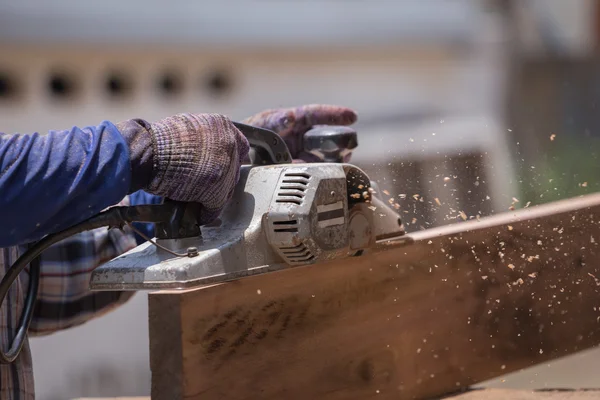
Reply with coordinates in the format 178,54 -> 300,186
0,202 -> 191,364
0,251 -> 40,363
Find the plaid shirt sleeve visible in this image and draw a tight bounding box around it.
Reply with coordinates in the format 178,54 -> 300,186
19,195 -> 142,336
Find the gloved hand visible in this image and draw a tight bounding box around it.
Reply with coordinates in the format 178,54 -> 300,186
121,105 -> 356,225
242,104 -> 357,162
139,113 -> 249,223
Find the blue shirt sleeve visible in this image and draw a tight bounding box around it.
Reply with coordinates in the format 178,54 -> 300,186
0,122 -> 133,247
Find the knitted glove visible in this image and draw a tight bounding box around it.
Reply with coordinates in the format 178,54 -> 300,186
143,113 -> 249,223
242,104 -> 357,162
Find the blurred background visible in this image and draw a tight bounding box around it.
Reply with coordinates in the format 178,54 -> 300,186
1,0 -> 599,398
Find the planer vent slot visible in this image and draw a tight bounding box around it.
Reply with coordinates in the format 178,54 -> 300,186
284,172 -> 310,179
276,198 -> 302,205
276,172 -> 311,205
273,220 -> 298,233
277,242 -> 315,264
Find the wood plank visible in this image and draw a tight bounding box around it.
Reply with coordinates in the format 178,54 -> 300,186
70,389 -> 600,400
148,193 -> 600,400
443,389 -> 600,400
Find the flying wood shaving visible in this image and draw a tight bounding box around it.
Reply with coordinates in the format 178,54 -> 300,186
507,264 -> 515,270
383,189 -> 390,195
550,134 -> 556,141
508,225 -> 513,231
459,211 -> 467,221
588,273 -> 600,286
434,198 -> 442,206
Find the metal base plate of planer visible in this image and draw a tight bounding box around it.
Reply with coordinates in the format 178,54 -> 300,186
90,162 -> 409,291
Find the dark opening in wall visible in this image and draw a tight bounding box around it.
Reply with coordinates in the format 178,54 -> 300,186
157,70 -> 183,96
0,71 -> 19,100
204,68 -> 233,97
104,71 -> 133,98
47,71 -> 78,99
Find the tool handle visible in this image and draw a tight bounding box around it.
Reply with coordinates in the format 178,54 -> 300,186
303,125 -> 358,163
233,122 -> 292,165
154,199 -> 203,239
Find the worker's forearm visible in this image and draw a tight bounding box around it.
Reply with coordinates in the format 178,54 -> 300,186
0,121 -> 153,247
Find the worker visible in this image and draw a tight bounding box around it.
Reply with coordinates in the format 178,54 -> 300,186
0,104 -> 357,399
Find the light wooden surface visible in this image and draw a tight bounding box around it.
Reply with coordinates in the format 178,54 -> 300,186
444,389 -> 600,399
148,194 -> 600,400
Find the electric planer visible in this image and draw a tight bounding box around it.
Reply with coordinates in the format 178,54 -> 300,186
89,122 -> 411,290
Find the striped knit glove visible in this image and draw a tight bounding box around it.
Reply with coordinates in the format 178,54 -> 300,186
145,113 -> 249,223
242,104 -> 357,162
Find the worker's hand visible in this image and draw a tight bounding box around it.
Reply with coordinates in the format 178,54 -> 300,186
242,104 -> 357,162
146,113 -> 249,223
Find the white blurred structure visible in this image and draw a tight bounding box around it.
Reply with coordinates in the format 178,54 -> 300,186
0,1 -> 535,398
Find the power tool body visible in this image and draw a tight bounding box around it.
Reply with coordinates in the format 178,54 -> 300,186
90,123 -> 409,290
